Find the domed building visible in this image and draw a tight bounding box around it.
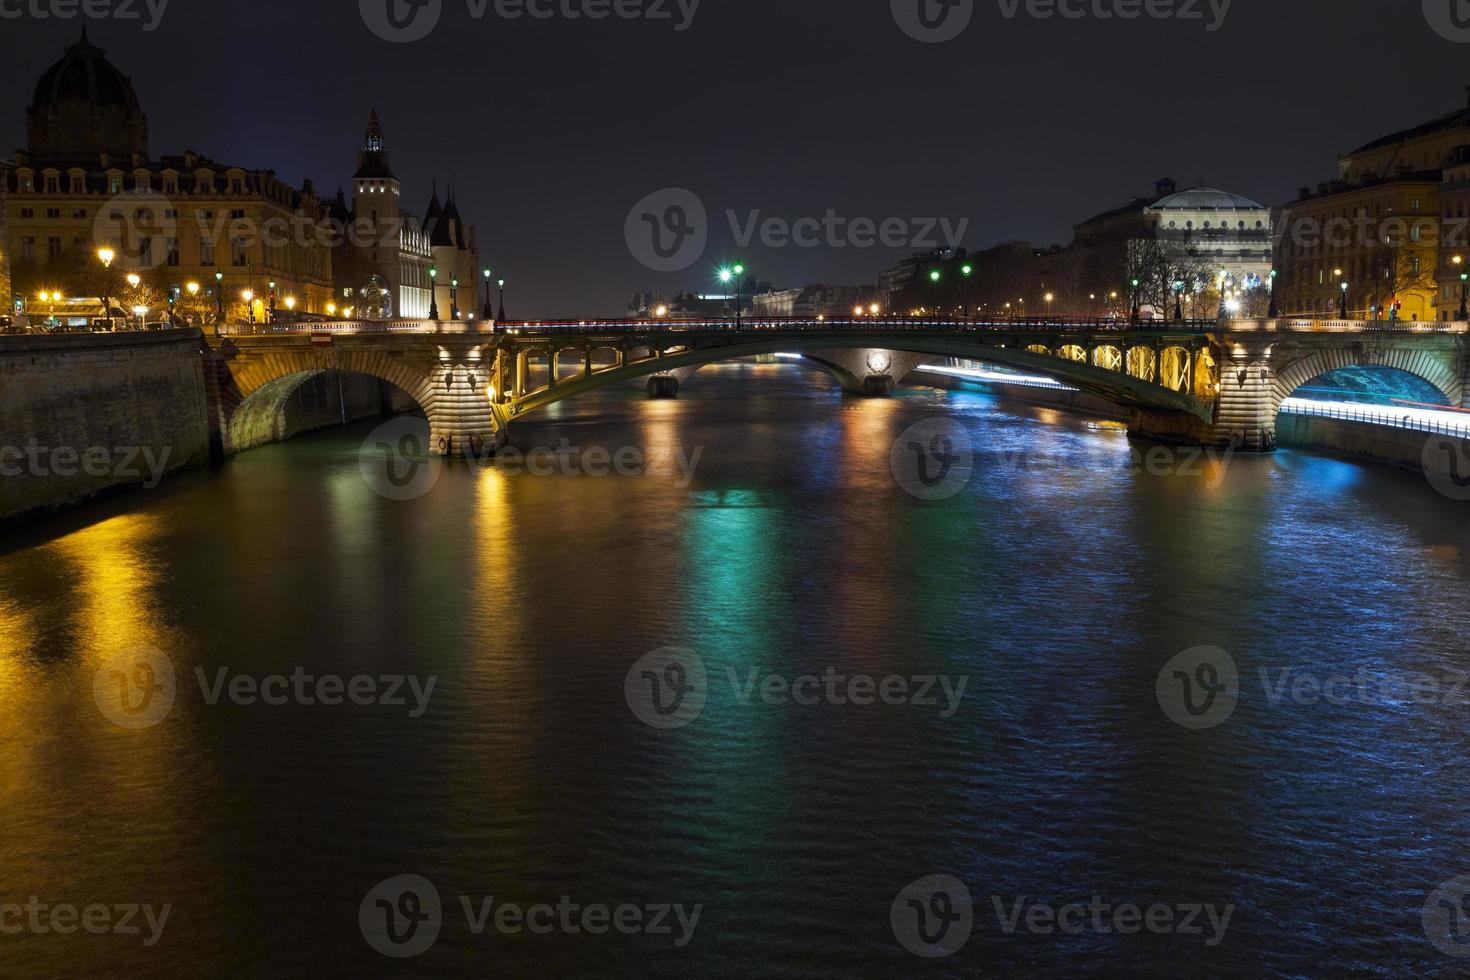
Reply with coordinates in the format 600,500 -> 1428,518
3,32 -> 339,323
1144,182 -> 1274,290
26,28 -> 148,164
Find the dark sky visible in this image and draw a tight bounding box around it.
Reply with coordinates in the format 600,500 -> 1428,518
1,0 -> 1460,316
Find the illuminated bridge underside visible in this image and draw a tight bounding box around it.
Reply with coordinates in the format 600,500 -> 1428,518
204,321 -> 1470,455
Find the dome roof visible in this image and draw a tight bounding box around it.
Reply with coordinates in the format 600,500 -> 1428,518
30,30 -> 141,114
1150,186 -> 1265,211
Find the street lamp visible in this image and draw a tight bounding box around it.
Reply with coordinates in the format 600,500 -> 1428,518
961,263 -> 974,318
450,276 -> 460,320
133,305 -> 149,330
482,268 -> 495,319
1339,279 -> 1349,319
1267,268 -> 1278,318
268,280 -> 277,322
929,269 -> 942,318
1460,271 -> 1468,321
214,271 -> 225,324
284,296 -> 297,313
1130,278 -> 1141,322
96,248 -> 115,329
1173,280 -> 1185,320
242,289 -> 255,327
497,278 -> 506,321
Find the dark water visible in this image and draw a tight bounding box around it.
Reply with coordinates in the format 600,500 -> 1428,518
3,362 -> 1470,978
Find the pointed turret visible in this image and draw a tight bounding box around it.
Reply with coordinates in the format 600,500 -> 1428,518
353,108 -> 394,180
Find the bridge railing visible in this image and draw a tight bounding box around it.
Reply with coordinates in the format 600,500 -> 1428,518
497,316 -> 1220,335
1229,318 -> 1467,334
217,320 -> 488,337
1280,398 -> 1470,438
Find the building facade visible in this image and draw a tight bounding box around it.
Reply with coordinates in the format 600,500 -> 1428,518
5,32 -> 485,325
1273,87 -> 1470,322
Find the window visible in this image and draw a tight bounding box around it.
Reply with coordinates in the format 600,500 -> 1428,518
200,241 -> 215,265
166,239 -> 180,267
47,236 -> 61,260
20,237 -> 35,261
72,208 -> 86,219
45,208 -> 60,219
19,208 -> 33,218
138,239 -> 152,267
44,175 -> 59,193
230,209 -> 245,220
108,176 -> 121,194
1412,199 -> 1422,212
231,238 -> 248,266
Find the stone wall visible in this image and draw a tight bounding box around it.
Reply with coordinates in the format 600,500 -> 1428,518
0,330 -> 210,522
1277,413 -> 1470,480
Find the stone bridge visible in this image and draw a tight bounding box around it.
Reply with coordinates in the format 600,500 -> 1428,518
203,317 -> 1470,456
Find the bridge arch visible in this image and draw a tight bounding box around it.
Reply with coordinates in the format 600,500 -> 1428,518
211,339 -> 496,457
1270,348 -> 1462,417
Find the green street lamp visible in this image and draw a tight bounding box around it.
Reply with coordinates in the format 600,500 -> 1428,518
428,267 -> 439,320
1130,278 -> 1141,321
929,269 -> 942,318
1339,279 -> 1349,319
961,263 -> 974,318
1267,268 -> 1279,319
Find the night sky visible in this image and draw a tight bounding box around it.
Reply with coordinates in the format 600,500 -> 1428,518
0,0 -> 1460,315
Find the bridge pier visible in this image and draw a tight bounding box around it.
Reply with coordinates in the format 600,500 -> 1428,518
804,348 -> 923,396
647,374 -> 680,398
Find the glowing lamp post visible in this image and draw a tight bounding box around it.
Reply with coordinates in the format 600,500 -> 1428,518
483,268 -> 495,319
451,276 -> 460,321
1339,279 -> 1349,320
929,269 -> 942,318
1267,268 -> 1279,319
96,248 -> 115,329
242,289 -> 255,328
428,268 -> 440,320
961,263 -> 973,318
